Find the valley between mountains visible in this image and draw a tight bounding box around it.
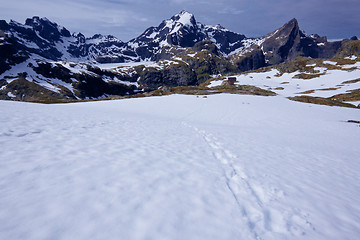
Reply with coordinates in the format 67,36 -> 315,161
0,10 -> 359,106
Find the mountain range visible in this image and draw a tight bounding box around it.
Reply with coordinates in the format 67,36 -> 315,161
0,10 -> 359,101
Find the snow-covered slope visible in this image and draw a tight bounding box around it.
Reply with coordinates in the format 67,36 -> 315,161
0,94 -> 359,239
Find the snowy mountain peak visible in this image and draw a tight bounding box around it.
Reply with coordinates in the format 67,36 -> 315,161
171,10 -> 196,27
162,10 -> 198,33
128,11 -> 206,52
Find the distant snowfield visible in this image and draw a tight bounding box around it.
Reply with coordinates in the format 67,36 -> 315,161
95,61 -> 158,69
0,94 -> 359,240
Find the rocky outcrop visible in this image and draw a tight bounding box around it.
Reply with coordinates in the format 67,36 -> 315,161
234,46 -> 266,71
261,18 -> 344,64
334,40 -> 360,58
138,63 -> 197,91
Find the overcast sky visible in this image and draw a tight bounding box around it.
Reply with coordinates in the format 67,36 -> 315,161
2,0 -> 359,41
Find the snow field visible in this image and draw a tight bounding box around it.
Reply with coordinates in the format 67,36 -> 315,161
208,60 -> 360,103
0,94 -> 359,239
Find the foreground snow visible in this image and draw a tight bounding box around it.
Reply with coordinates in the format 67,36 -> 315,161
0,94 -> 359,240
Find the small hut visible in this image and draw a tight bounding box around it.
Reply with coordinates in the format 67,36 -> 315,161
227,77 -> 236,86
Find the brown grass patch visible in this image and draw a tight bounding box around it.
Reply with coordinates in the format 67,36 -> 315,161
317,87 -> 340,91
332,58 -> 357,65
293,73 -> 325,80
342,78 -> 360,84
167,85 -> 277,96
288,96 -> 358,108
324,65 -> 343,70
340,67 -> 358,71
297,90 -> 315,94
330,89 -> 360,101
296,87 -> 339,95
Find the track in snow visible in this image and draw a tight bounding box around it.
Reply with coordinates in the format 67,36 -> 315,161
1,94 -> 360,240
188,123 -> 316,239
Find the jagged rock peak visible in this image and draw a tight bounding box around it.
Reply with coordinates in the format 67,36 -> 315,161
286,18 -> 299,26
24,16 -> 71,38
25,16 -> 50,26
278,18 -> 299,33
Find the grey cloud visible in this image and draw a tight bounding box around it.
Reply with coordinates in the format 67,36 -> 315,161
1,0 -> 359,41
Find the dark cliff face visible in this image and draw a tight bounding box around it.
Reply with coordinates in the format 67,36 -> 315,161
167,11 -> 206,47
0,21 -> 29,74
138,64 -> 197,91
67,33 -> 88,58
262,18 -> 301,64
235,46 -> 266,72
25,16 -> 71,41
205,26 -> 246,55
0,17 -> 68,61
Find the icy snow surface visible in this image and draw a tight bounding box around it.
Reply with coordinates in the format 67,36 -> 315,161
175,11 -> 194,26
0,94 -> 359,240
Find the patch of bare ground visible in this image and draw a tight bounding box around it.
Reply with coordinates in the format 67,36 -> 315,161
330,89 -> 360,102
348,120 -> 360,124
318,87 -> 340,91
297,90 -> 316,94
342,78 -> 360,84
293,73 -> 325,80
332,58 -> 357,65
296,87 -> 340,95
169,85 -> 276,96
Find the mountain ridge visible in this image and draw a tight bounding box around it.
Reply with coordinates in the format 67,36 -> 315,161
0,11 -> 359,102
0,11 -> 353,64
